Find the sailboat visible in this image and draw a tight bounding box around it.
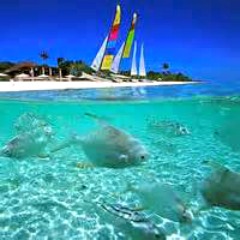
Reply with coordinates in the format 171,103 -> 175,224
130,42 -> 147,80
91,5 -> 121,72
110,13 -> 138,74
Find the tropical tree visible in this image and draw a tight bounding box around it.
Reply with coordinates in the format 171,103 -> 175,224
162,63 -> 169,71
40,51 -> 49,75
162,63 -> 170,75
57,57 -> 65,79
57,57 -> 64,68
70,61 -> 93,76
0,61 -> 15,72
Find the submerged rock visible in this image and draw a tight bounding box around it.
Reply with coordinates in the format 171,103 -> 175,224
201,161 -> 240,210
126,181 -> 193,223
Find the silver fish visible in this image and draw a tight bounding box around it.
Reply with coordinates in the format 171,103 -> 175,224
1,130 -> 50,159
201,161 -> 240,210
127,181 -> 193,223
51,113 -> 149,168
1,113 -> 53,159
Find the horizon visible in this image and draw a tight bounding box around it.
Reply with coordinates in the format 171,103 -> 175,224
0,0 -> 240,82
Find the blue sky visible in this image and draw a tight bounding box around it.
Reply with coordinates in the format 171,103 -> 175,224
0,0 -> 240,81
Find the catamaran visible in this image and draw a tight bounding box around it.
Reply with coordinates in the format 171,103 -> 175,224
91,5 -> 121,72
91,6 -> 147,82
110,13 -> 138,75
110,15 -> 147,81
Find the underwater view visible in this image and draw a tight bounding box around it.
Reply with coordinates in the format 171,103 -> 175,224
1,81 -> 240,240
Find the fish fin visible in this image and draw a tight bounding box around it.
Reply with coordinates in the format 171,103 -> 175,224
84,112 -> 100,119
119,154 -> 129,163
84,112 -> 111,126
194,204 -> 211,215
202,160 -> 228,171
76,162 -> 94,169
84,112 -> 105,122
50,134 -> 82,154
132,205 -> 145,212
37,153 -> 50,159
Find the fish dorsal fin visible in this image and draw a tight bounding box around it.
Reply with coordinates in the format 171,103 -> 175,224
84,112 -> 109,127
203,160 -> 229,172
84,112 -> 110,123
84,113 -> 123,135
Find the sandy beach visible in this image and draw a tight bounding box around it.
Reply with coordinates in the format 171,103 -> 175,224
0,81 -> 198,92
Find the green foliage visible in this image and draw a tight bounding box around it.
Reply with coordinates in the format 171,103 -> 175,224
40,51 -> 49,61
0,77 -> 10,81
162,63 -> 170,71
56,58 -> 93,76
147,71 -> 192,82
57,57 -> 65,67
0,61 -> 15,72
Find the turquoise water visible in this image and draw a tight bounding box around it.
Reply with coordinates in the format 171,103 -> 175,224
1,82 -> 240,239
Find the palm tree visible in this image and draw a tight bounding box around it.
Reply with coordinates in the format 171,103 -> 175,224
40,51 -> 49,75
162,63 -> 169,72
57,57 -> 65,80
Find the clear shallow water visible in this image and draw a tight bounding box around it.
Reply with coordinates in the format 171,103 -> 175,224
0,81 -> 240,239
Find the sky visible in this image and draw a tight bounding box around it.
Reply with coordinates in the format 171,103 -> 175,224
0,0 -> 240,81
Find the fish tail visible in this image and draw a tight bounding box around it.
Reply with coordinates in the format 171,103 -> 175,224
49,134 -> 81,154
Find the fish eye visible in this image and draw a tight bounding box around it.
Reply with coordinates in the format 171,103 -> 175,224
140,155 -> 145,160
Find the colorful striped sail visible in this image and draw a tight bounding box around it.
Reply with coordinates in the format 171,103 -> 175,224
101,5 -> 121,70
122,13 -> 137,58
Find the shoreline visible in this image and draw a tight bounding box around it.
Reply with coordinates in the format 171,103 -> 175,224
0,81 -> 199,93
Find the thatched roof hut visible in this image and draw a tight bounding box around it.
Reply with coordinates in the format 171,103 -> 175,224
5,61 -> 37,74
